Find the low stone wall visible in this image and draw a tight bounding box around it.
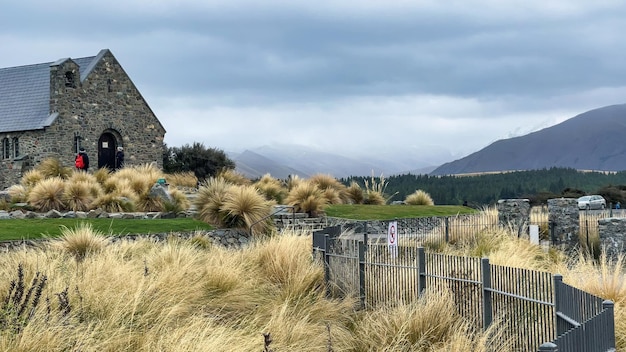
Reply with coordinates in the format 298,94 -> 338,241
0,208 -> 252,252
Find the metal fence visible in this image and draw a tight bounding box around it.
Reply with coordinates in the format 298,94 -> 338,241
313,227 -> 616,352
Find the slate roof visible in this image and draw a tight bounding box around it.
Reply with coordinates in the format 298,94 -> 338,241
0,50 -> 107,133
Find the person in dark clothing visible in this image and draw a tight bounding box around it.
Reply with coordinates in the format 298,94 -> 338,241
75,147 -> 90,171
115,146 -> 125,170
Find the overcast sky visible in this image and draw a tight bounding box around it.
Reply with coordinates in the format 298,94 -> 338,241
2,0 -> 626,166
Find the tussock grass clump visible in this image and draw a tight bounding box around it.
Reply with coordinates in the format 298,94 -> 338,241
92,193 -> 135,213
165,171 -> 198,188
285,181 -> 328,217
221,185 -> 273,234
92,167 -> 112,185
218,169 -> 251,186
20,169 -> 44,189
27,177 -> 66,212
36,157 -> 72,179
63,181 -> 94,212
167,188 -> 191,212
254,174 -> 287,203
67,169 -> 98,184
345,181 -> 364,204
6,184 -> 28,203
195,177 -> 233,226
53,223 -> 108,261
362,173 -> 397,205
405,189 -> 435,206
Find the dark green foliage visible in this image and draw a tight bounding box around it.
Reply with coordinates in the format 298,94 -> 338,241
342,168 -> 626,207
163,142 -> 235,180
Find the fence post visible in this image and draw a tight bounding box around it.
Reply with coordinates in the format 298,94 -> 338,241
538,342 -> 558,351
603,300 -> 616,349
417,247 -> 426,295
358,241 -> 366,309
445,217 -> 450,243
324,234 -> 331,298
553,274 -> 563,336
481,257 -> 492,329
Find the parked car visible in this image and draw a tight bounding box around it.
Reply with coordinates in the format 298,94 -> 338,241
577,195 -> 606,210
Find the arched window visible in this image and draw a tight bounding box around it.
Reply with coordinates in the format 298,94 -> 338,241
12,137 -> 19,158
2,138 -> 9,159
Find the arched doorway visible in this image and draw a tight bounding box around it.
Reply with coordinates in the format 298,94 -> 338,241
98,132 -> 118,170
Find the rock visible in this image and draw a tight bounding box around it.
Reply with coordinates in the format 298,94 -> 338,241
45,209 -> 62,218
0,210 -> 10,219
9,210 -> 25,219
0,191 -> 10,202
149,184 -> 173,203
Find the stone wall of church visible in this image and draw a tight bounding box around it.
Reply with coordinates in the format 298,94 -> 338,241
0,51 -> 166,190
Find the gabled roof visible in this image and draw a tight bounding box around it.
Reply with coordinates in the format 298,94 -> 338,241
0,50 -> 107,133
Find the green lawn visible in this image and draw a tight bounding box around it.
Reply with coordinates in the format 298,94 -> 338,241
324,204 -> 477,220
0,218 -> 213,241
0,205 -> 475,241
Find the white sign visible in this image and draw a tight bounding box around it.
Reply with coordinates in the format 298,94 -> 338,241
387,221 -> 398,258
529,225 -> 539,245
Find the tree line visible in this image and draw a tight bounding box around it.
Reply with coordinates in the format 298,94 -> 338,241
342,168 -> 626,207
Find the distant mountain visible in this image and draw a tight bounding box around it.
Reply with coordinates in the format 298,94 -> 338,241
431,104 -> 626,175
231,144 -> 444,179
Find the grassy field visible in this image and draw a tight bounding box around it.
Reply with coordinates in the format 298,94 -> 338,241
0,218 -> 213,241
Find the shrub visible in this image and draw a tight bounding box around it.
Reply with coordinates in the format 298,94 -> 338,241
36,158 -> 72,179
221,185 -> 273,234
54,223 -> 108,261
405,189 -> 435,206
27,177 -> 66,211
164,142 -> 235,180
63,181 -> 94,212
285,181 -> 328,216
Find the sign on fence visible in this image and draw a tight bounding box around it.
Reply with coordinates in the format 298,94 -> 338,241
387,220 -> 398,258
530,224 -> 539,245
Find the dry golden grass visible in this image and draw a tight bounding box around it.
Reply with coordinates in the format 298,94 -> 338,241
27,177 -> 66,212
405,189 -> 435,206
0,223 -> 623,351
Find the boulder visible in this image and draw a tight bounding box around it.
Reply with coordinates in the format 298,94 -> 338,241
149,184 -> 173,203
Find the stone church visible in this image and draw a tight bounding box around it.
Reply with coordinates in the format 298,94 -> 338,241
0,49 -> 166,189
